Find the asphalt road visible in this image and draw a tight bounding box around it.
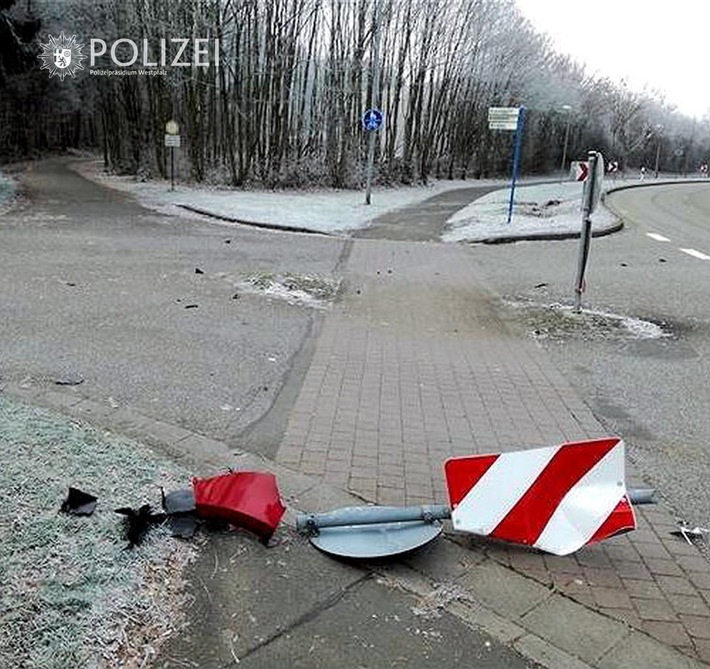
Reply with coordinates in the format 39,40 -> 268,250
468,180 -> 710,533
355,185 -> 502,241
0,159 -> 345,453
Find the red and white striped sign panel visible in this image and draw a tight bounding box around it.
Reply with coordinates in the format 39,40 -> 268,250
444,438 -> 636,555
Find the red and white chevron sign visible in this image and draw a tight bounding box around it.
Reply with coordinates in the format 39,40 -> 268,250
444,438 -> 636,555
576,161 -> 589,181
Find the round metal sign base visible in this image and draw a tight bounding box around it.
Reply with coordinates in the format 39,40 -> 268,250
309,520 -> 443,559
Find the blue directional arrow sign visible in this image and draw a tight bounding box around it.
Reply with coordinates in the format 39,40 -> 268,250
362,108 -> 383,131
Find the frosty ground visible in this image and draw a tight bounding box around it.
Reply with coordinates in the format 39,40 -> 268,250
73,160 -> 615,240
0,171 -> 15,211
0,396 -> 196,669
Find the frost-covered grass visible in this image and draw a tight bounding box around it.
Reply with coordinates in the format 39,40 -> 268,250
0,395 -> 197,669
0,171 -> 16,210
443,181 -> 616,242
72,160 -> 619,242
504,299 -> 669,341
72,160 -> 500,234
228,271 -> 341,309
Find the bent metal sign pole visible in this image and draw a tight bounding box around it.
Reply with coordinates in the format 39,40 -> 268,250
297,438 -> 656,560
573,150 -> 604,312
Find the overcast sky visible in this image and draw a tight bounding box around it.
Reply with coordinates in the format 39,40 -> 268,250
514,0 -> 710,119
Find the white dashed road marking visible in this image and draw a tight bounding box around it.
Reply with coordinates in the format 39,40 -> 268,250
646,232 -> 671,242
679,248 -> 710,260
644,232 -> 709,260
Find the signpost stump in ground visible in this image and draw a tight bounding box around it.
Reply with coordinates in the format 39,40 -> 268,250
573,150 -> 604,312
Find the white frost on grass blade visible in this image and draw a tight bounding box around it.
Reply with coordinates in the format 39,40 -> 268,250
443,182 -> 616,242
0,396 -> 197,669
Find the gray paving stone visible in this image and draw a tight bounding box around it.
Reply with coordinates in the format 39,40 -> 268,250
138,419 -> 195,449
458,559 -> 552,621
446,599 -> 526,645
3,383 -> 46,403
520,595 -> 627,664
405,537 -> 485,583
176,432 -> 230,463
101,405 -> 155,436
41,389 -> 85,410
634,597 -> 679,622
69,398 -> 120,422
600,630 -> 706,669
512,633 -> 595,669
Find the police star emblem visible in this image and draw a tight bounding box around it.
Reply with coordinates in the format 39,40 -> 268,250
38,32 -> 86,81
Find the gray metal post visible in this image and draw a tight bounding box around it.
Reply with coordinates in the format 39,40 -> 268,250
506,107 -> 526,224
560,105 -> 572,173
297,504 -> 452,535
573,151 -> 598,312
365,2 -> 381,206
296,488 -> 654,535
170,146 -> 175,192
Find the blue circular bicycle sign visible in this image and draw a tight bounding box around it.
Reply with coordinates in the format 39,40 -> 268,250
362,108 -> 383,131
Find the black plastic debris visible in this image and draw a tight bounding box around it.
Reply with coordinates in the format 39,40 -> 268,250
162,488 -> 196,514
161,488 -> 199,539
184,304 -> 199,309
195,268 -> 204,274
55,375 -> 84,386
115,504 -> 166,548
169,515 -> 199,539
60,487 -> 98,516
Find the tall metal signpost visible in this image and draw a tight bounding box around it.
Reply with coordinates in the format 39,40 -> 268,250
653,124 -> 664,178
363,108 -> 383,205
364,1 -> 382,205
488,106 -> 526,224
573,150 -> 604,312
165,120 -> 180,191
560,104 -> 572,173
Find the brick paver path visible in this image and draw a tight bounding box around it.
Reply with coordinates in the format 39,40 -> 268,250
276,237 -> 710,662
